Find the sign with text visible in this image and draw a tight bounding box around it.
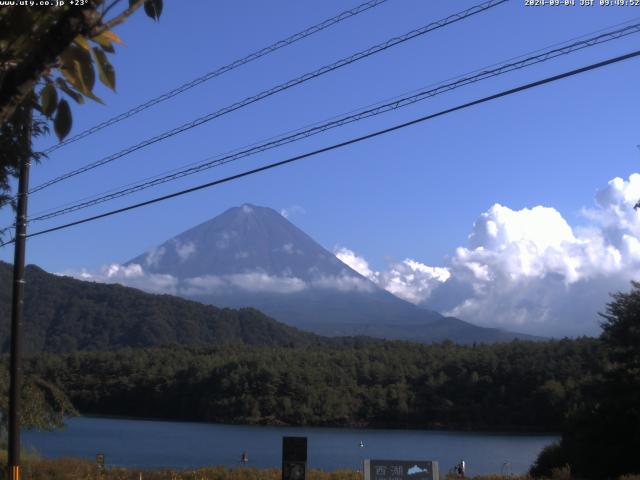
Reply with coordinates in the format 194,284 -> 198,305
363,459 -> 439,480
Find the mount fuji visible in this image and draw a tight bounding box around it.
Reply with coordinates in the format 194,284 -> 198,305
127,204 -> 537,343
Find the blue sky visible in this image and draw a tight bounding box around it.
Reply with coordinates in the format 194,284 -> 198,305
3,0 -> 640,336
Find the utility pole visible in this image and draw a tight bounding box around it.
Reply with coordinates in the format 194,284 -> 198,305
8,110 -> 32,480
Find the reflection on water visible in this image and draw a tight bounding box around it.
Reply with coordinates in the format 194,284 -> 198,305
23,416 -> 557,476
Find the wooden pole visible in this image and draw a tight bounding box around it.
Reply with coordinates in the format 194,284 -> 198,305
8,109 -> 31,480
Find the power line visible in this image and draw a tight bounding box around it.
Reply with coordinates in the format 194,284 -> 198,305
2,47 -> 638,248
28,0 -> 508,195
27,20 -> 640,224
27,15 -> 640,221
43,0 -> 391,154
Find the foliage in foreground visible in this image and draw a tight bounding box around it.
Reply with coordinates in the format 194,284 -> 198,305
530,282 -> 640,479
0,365 -> 76,439
0,0 -> 163,223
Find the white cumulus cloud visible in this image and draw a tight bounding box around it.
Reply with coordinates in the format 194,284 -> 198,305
338,174 -> 640,337
335,247 -> 449,303
60,263 -> 179,295
377,259 -> 450,305
334,247 -> 377,281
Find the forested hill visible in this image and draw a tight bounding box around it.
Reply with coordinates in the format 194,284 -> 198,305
0,261 -> 324,352
26,338 -> 604,431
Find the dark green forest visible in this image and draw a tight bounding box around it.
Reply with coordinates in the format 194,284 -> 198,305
21,338 -> 602,432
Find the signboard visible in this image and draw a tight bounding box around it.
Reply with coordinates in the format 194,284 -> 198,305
282,436 -> 307,480
363,459 -> 439,480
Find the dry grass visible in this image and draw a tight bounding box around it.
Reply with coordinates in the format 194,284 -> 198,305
444,475 -> 531,480
0,457 -> 361,480
0,457 -> 637,480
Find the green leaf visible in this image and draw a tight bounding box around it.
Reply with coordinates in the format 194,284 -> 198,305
93,30 -> 123,47
73,35 -> 90,51
54,99 -> 72,141
90,30 -> 118,53
91,47 -> 116,91
40,82 -> 58,117
55,78 -> 84,104
91,33 -> 115,53
62,60 -> 103,104
144,0 -> 162,21
60,45 -> 99,100
99,42 -> 115,54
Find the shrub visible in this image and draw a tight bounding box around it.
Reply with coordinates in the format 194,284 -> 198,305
529,442 -> 568,478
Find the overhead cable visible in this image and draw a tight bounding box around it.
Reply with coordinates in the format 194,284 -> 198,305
29,0 -> 508,194
27,20 -> 640,223
43,0 -> 392,154
28,15 -> 640,221
1,47 -> 637,247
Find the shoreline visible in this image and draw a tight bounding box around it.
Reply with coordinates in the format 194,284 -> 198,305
73,412 -> 560,437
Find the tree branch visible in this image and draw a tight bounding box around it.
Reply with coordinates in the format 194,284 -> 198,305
90,0 -> 146,37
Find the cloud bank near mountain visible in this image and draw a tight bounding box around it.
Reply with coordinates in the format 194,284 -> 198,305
68,263 -> 180,295
63,265 -> 373,297
336,174 -> 640,337
334,248 -> 450,304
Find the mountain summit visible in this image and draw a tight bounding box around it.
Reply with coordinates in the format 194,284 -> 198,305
129,204 -> 358,281
127,204 -> 537,343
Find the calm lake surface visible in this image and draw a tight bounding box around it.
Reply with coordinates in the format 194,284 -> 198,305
23,416 -> 557,476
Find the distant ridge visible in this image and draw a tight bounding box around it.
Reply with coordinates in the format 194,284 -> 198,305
0,261 -> 324,353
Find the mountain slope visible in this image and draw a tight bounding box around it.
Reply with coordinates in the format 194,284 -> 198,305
126,204 -> 538,343
128,203 -> 449,327
0,261 -> 322,353
129,203 -> 351,280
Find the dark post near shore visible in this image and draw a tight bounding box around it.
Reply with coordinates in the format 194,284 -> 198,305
8,112 -> 32,480
282,436 -> 307,480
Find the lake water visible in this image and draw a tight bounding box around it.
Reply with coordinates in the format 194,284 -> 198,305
23,416 -> 557,476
